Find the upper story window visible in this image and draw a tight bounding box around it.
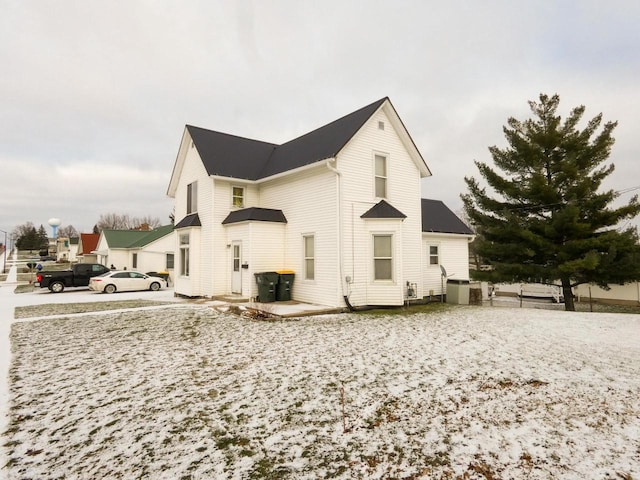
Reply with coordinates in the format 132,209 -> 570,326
187,181 -> 197,214
374,154 -> 387,198
232,186 -> 244,208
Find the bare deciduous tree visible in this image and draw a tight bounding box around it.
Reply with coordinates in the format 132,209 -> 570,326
58,225 -> 79,238
94,213 -> 161,232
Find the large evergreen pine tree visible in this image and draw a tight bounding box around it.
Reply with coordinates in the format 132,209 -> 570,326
462,94 -> 640,311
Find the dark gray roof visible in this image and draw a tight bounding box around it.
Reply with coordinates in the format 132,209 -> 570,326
222,208 -> 287,225
361,200 -> 407,219
187,98 -> 388,181
186,127 -> 276,180
421,199 -> 474,235
175,213 -> 201,228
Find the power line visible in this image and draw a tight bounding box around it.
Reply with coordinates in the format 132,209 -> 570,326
495,185 -> 640,213
617,185 -> 640,195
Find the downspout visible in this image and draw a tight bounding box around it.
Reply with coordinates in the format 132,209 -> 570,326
326,158 -> 353,311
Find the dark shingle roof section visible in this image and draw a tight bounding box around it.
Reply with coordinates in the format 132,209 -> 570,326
175,213 -> 202,228
361,200 -> 407,219
222,208 -> 288,225
187,98 -> 388,181
259,98 -> 387,178
187,126 -> 276,180
421,199 -> 474,235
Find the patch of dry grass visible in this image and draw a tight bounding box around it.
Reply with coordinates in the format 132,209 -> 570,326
14,300 -> 174,318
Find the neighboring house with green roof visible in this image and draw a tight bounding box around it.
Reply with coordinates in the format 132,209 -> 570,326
94,225 -> 175,277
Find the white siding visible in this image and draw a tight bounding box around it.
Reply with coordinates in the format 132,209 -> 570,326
338,109 -> 424,306
422,233 -> 471,296
259,166 -> 339,306
221,221 -> 286,298
174,227 -> 201,297
211,181 -> 262,296
136,232 -> 176,280
575,282 -> 640,305
355,219 -> 405,306
173,135 -> 211,297
175,135 -> 214,297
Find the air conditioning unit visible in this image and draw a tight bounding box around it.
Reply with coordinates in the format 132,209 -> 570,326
405,281 -> 417,299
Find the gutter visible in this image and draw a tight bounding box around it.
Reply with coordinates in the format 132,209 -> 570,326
326,159 -> 353,311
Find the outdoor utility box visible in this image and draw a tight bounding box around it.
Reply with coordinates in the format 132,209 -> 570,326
254,272 -> 279,302
276,270 -> 295,301
446,279 -> 470,305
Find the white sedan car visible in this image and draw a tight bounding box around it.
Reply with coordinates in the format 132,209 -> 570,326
89,270 -> 167,294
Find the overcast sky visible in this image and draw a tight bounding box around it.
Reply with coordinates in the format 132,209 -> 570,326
1,0 -> 639,240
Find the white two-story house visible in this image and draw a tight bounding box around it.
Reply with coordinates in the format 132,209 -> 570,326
167,97 -> 473,308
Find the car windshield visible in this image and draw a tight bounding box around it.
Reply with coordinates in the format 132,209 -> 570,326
97,272 -> 112,277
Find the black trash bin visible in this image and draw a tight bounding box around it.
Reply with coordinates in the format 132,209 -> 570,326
254,272 -> 279,302
276,270 -> 295,301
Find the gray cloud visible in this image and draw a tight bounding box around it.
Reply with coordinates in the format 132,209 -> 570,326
1,0 -> 638,236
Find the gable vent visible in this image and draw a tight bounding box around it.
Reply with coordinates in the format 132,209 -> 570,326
378,121 -> 385,130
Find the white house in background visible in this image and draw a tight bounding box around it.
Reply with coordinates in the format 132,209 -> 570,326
574,282 -> 640,306
93,225 -> 175,278
167,97 -> 473,308
421,199 -> 475,296
56,236 -> 79,262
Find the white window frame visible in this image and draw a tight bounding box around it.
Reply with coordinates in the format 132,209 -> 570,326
132,253 -> 138,269
303,234 -> 315,281
179,233 -> 190,277
166,253 -> 174,270
187,181 -> 197,214
373,234 -> 393,281
232,186 -> 244,208
428,244 -> 440,266
374,152 -> 388,199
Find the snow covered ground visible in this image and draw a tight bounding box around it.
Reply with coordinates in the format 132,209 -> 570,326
3,304 -> 639,479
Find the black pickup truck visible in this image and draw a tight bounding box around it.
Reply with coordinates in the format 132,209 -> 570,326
35,263 -> 111,293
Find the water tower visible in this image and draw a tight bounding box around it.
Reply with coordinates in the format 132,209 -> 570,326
48,218 -> 61,239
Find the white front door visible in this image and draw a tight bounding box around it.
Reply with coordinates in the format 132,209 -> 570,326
231,242 -> 242,294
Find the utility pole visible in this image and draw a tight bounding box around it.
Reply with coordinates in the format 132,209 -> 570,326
0,229 -> 7,274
